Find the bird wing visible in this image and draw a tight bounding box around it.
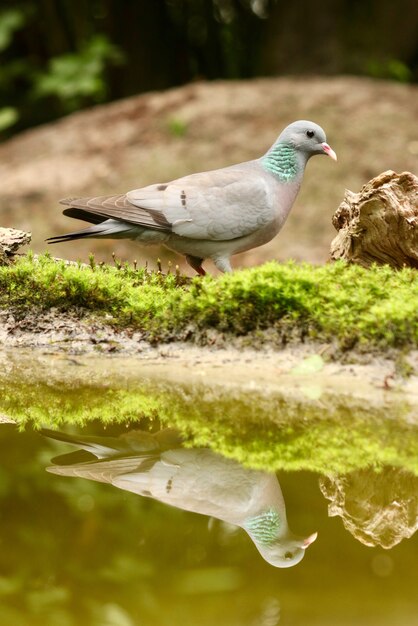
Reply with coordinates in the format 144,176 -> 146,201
60,164 -> 274,242
127,164 -> 274,241
46,454 -> 159,484
112,449 -> 271,522
60,194 -> 172,231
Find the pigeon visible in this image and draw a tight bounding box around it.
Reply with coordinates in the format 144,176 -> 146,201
47,120 -> 336,274
42,427 -> 317,568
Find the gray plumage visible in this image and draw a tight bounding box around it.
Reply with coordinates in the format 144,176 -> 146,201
42,428 -> 317,568
47,120 -> 336,274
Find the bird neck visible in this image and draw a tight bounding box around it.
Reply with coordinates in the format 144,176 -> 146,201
261,142 -> 304,183
243,508 -> 283,546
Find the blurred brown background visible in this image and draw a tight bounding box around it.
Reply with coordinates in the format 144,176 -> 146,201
0,1 -> 417,272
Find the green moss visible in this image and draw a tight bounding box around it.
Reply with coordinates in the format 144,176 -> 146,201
0,253 -> 417,348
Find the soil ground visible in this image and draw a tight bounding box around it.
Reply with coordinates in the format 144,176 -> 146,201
1,307 -> 417,411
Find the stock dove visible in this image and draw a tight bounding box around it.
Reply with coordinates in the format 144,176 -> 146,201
47,120 -> 336,274
42,428 -> 317,568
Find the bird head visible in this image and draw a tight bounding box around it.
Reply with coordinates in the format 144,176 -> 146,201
255,531 -> 318,568
279,120 -> 337,162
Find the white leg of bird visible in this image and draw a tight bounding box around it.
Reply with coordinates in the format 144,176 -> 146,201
213,256 -> 232,273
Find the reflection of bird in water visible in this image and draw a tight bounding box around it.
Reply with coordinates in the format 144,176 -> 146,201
42,428 -> 317,568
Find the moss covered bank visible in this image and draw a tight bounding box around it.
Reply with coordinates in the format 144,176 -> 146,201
0,253 -> 417,351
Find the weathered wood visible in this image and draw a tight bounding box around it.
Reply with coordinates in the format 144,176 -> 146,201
320,468 -> 418,549
0,227 -> 31,265
330,171 -> 418,268
0,227 -> 32,255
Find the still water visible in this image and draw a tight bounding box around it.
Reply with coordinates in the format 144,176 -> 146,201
0,351 -> 417,626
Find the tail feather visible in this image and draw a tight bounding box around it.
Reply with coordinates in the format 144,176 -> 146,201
42,428 -> 184,489
41,428 -> 181,459
63,207 -> 108,225
46,456 -> 157,482
46,218 -> 141,244
47,194 -> 172,245
41,428 -> 126,458
46,226 -> 107,244
50,449 -> 96,466
57,195 -> 171,232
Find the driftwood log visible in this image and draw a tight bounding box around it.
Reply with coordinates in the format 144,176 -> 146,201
330,171 -> 418,268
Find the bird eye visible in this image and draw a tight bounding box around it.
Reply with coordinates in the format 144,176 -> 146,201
284,552 -> 293,560
306,130 -> 315,138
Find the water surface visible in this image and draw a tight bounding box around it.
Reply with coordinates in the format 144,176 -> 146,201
0,350 -> 417,626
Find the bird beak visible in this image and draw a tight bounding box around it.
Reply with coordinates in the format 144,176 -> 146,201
321,143 -> 337,161
302,532 -> 318,548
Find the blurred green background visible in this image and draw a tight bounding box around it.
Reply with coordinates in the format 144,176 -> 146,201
1,0 -> 417,136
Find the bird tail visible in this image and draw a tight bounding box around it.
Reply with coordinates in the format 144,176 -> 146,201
62,206 -> 109,225
46,220 -> 138,244
41,427 -> 183,465
41,428 -> 125,459
46,226 -> 104,244
41,428 -> 160,481
45,453 -> 157,481
47,195 -> 173,245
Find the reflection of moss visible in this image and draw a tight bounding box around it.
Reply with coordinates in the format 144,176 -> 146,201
2,383 -> 162,427
2,379 -> 417,476
1,254 -> 418,348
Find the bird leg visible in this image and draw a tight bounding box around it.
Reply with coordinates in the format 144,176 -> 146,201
185,254 -> 206,276
213,256 -> 232,273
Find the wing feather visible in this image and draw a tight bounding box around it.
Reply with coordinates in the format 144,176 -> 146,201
127,165 -> 273,241
61,162 -> 274,241
46,455 -> 158,483
60,194 -> 171,231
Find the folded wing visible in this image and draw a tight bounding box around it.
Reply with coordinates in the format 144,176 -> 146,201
60,164 -> 273,242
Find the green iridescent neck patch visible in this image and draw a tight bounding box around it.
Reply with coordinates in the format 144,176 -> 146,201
261,143 -> 299,182
243,508 -> 282,546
